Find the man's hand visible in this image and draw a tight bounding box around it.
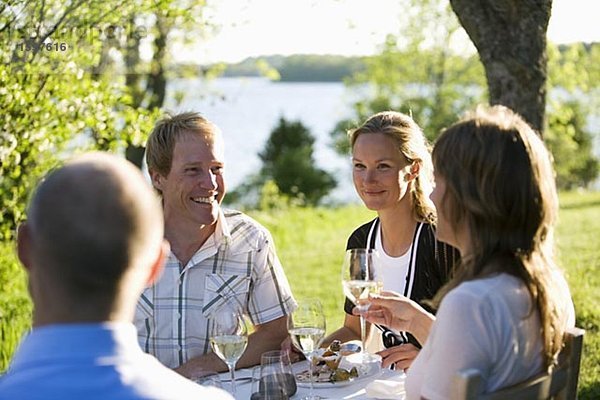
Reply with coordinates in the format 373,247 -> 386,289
280,335 -> 305,363
175,315 -> 290,378
174,352 -> 227,378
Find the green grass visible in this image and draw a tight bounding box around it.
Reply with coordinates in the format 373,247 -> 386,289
555,191 -> 600,398
249,205 -> 376,332
1,192 -> 598,397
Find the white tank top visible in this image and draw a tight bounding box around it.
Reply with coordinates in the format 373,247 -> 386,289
365,221 -> 424,352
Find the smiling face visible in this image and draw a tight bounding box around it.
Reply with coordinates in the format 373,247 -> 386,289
352,132 -> 415,213
150,132 -> 226,235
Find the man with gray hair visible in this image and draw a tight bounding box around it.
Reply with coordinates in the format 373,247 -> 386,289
0,153 -> 232,399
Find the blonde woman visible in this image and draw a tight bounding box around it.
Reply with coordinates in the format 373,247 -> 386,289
322,111 -> 458,370
363,106 -> 575,398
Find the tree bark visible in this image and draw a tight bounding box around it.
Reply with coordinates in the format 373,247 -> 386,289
125,15 -> 144,108
146,13 -> 168,110
449,0 -> 552,134
124,13 -> 169,169
125,145 -> 146,169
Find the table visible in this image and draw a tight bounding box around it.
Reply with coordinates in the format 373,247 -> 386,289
224,361 -> 406,400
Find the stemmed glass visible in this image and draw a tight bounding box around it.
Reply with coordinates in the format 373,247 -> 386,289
288,299 -> 326,400
209,306 -> 249,396
261,350 -> 297,397
341,248 -> 382,363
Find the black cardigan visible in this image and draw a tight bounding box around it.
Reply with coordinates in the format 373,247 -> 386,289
343,218 -> 459,348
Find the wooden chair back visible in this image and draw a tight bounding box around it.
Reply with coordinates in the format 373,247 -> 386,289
452,327 -> 585,400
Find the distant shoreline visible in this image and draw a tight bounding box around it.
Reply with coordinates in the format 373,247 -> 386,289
174,54 -> 366,83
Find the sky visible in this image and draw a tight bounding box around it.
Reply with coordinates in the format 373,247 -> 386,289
175,0 -> 600,64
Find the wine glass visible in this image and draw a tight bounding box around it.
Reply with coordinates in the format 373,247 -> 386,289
341,248 -> 382,363
251,364 -> 289,400
261,350 -> 297,397
209,306 -> 249,396
288,299 -> 326,400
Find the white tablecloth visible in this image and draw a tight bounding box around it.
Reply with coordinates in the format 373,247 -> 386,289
226,361 -> 406,400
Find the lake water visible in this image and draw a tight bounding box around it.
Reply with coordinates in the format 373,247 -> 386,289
164,77 -> 600,198
164,77 -> 363,203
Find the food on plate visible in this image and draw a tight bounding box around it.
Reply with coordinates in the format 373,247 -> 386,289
314,340 -> 342,370
296,366 -> 359,384
299,340 -> 362,384
331,367 -> 359,382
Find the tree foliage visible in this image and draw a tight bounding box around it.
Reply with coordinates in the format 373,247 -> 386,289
546,101 -> 598,189
0,0 -> 161,240
277,54 -> 365,82
331,0 -> 485,155
228,117 -> 336,208
331,0 -> 598,188
545,42 -> 600,189
259,117 -> 336,206
220,54 -> 365,82
0,0 -> 225,238
89,0 -> 217,166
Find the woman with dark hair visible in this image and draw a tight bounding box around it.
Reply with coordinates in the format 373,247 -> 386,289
362,105 -> 575,398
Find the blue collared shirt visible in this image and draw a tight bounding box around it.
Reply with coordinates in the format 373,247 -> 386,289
0,322 -> 233,400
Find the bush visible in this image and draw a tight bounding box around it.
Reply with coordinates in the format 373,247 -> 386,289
546,101 -> 599,189
0,242 -> 32,372
228,117 -> 337,208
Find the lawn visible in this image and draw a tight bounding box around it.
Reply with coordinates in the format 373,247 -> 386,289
552,191 -> 600,397
1,192 -> 598,397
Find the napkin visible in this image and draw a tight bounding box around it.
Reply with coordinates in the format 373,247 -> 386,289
365,378 -> 406,399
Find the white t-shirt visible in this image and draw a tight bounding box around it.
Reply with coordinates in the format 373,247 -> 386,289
405,273 -> 574,400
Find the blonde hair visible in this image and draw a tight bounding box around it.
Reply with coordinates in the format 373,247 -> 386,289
431,105 -> 570,369
349,111 -> 436,224
146,111 -> 219,176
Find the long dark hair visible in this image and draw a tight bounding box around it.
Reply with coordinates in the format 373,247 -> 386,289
431,105 -> 571,369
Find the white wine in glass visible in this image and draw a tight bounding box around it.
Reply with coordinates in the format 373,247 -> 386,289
288,299 -> 326,400
341,248 -> 382,363
211,335 -> 247,365
342,280 -> 382,313
210,306 -> 249,395
288,327 -> 325,354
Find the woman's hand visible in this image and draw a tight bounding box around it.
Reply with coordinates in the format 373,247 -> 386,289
353,291 -> 419,332
376,343 -> 420,371
354,291 -> 436,344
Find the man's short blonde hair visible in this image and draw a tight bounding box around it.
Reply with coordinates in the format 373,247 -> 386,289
146,111 -> 220,176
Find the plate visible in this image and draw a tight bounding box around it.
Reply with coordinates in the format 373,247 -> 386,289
295,361 -> 382,388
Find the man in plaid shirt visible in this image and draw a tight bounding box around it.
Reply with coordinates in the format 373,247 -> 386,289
134,112 -> 297,377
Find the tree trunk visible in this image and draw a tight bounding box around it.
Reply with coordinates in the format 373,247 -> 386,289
449,0 -> 552,134
125,145 -> 146,169
146,13 -> 168,110
125,15 -> 144,108
124,13 -> 168,169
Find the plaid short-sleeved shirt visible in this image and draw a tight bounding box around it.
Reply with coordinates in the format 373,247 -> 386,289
134,209 -> 297,368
